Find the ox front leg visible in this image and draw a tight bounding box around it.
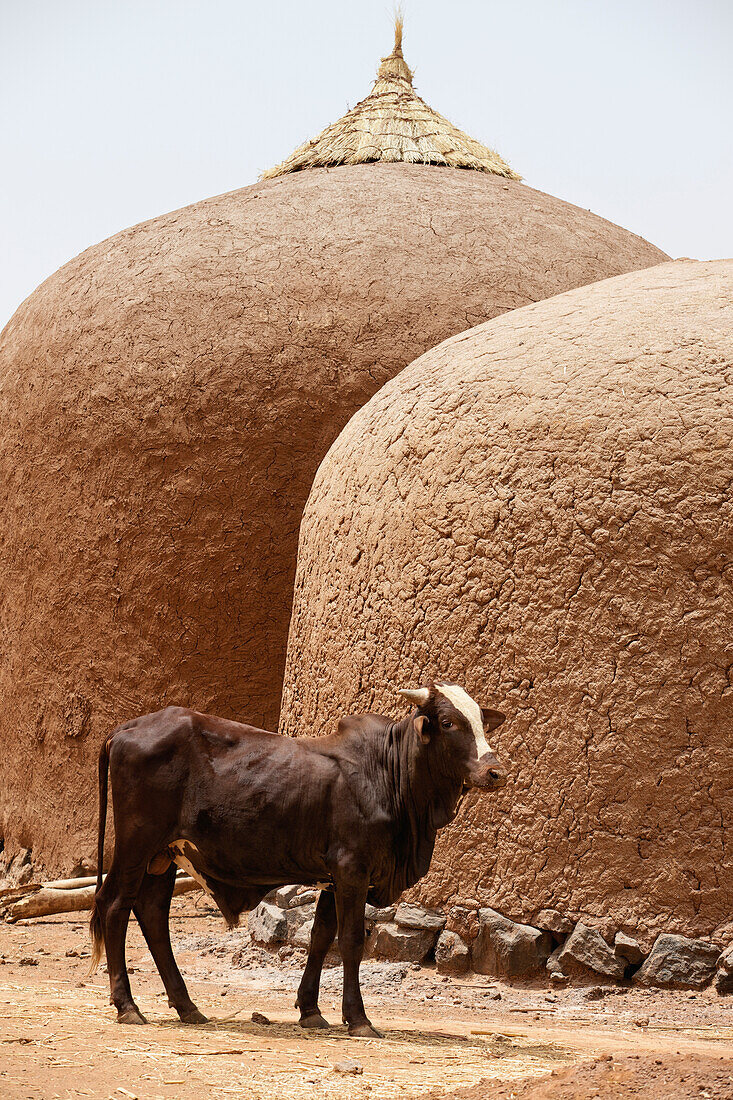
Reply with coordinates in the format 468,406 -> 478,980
335,879 -> 382,1038
297,889 -> 337,1029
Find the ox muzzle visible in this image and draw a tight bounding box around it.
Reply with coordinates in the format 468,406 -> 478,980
465,751 -> 508,792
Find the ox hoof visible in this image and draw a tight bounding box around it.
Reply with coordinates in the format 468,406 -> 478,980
117,1007 -> 148,1025
179,1007 -> 208,1024
348,1022 -> 382,1038
299,1012 -> 330,1030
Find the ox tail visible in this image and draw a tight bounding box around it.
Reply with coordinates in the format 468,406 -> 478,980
89,736 -> 111,973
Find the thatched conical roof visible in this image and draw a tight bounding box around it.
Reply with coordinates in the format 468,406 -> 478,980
262,18 -> 519,180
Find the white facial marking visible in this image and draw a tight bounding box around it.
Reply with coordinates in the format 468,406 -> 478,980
435,683 -> 493,758
170,840 -> 214,898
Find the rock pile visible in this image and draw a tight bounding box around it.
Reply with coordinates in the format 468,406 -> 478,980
247,891 -> 728,992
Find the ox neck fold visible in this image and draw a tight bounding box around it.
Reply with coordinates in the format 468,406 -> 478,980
376,718 -> 464,902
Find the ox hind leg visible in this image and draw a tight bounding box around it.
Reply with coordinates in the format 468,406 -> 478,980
93,858 -> 148,1024
297,890 -> 338,1029
133,865 -> 207,1024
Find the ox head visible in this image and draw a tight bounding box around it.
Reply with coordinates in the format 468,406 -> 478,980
397,681 -> 508,792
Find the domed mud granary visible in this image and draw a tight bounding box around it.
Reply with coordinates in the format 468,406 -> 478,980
0,21 -> 668,870
280,259 -> 733,942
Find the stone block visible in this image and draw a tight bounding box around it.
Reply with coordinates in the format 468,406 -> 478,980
248,902 -> 288,945
472,908 -> 552,977
367,922 -> 437,963
714,945 -> 733,995
535,909 -> 573,936
395,903 -> 446,932
293,889 -> 318,907
291,918 -> 314,948
557,923 -> 625,981
546,944 -> 566,977
286,902 -> 316,937
634,934 -> 719,990
614,931 -> 645,966
435,930 -> 470,976
274,885 -> 301,908
364,904 -> 396,923
446,905 -> 480,944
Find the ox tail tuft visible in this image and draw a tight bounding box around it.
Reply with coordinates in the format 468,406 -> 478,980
89,901 -> 104,974
89,735 -> 111,973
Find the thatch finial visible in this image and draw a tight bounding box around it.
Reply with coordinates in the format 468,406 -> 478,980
394,9 -> 404,54
378,9 -> 413,83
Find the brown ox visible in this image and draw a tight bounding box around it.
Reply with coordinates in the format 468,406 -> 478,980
90,681 -> 508,1036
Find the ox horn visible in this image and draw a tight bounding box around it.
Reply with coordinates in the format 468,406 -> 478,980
397,687 -> 430,707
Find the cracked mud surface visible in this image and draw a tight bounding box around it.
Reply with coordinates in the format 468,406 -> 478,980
0,162 -> 667,872
281,259 -> 733,940
1,895 -> 732,1100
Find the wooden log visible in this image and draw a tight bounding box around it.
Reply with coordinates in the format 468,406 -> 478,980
41,875 -> 99,891
2,875 -> 198,922
0,876 -> 99,901
0,868 -> 191,902
0,884 -> 38,903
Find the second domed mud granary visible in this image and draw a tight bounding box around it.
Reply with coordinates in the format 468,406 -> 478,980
0,22 -> 667,870
280,260 -> 733,942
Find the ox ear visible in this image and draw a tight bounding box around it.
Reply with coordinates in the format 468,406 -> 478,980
397,687 -> 430,707
414,715 -> 431,745
481,708 -> 506,732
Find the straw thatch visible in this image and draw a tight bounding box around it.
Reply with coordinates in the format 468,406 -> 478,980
262,17 -> 520,181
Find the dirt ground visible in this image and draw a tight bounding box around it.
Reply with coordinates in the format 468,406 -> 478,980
0,894 -> 731,1100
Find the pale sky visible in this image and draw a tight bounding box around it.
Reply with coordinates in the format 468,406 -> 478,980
1,0 -> 732,331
